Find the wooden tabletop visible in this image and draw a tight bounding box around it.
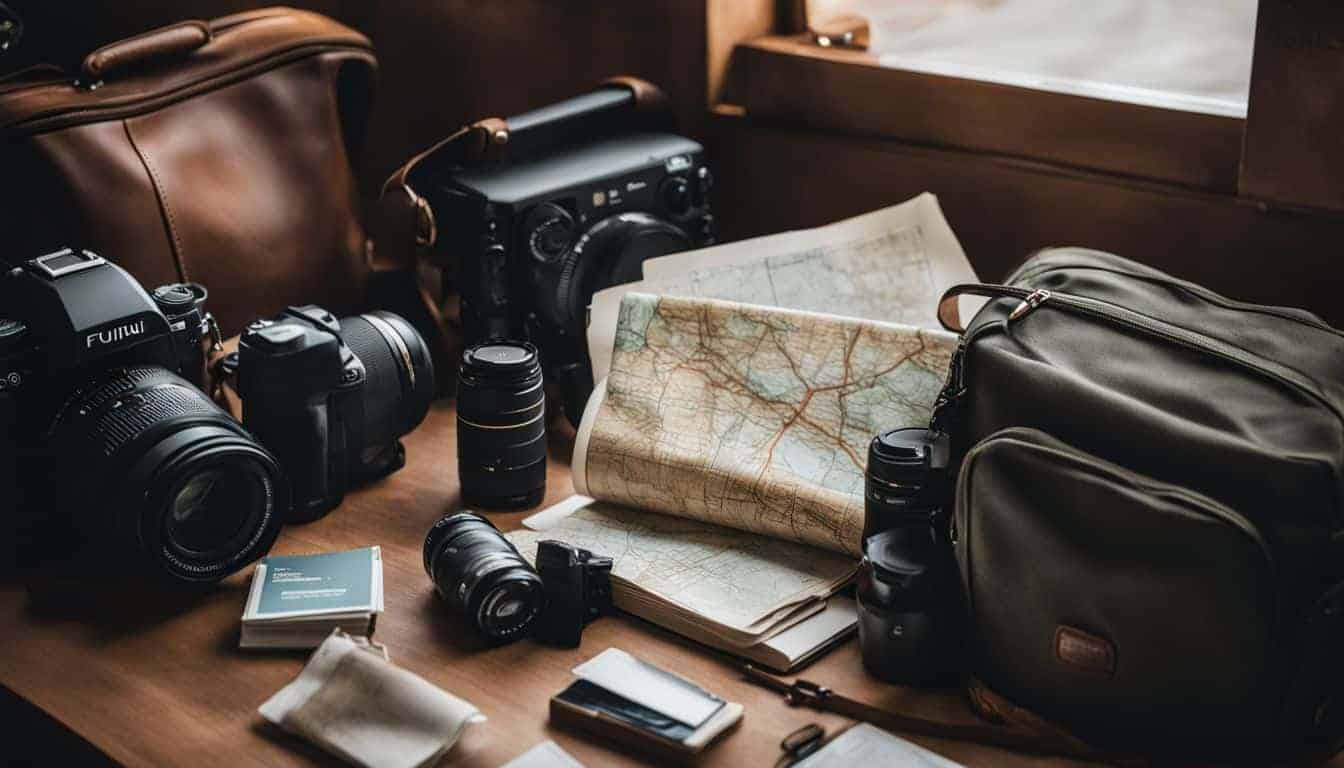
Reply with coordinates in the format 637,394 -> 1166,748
0,401 -> 1130,767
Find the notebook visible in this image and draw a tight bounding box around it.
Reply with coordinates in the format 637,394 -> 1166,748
241,546 -> 384,649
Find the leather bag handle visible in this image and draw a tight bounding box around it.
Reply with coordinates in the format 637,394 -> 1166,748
937,283 -> 1034,333
81,21 -> 211,82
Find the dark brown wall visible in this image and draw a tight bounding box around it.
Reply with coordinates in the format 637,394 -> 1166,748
708,114 -> 1344,327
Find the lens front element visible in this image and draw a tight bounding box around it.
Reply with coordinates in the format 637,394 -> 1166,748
167,466 -> 261,555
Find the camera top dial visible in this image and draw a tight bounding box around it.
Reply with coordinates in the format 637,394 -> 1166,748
523,203 -> 575,264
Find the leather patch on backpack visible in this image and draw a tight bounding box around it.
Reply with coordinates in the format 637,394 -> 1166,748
1054,626 -> 1116,676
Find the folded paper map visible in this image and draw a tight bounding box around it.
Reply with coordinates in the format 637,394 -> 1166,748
509,295 -> 958,666
510,196 -> 971,670
588,192 -> 977,383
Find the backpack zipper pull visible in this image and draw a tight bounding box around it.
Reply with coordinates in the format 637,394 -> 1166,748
1008,289 -> 1051,322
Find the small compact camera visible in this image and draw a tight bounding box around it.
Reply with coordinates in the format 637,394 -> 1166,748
534,539 -> 614,647
857,427 -> 962,686
234,305 -> 436,522
425,80 -> 715,425
0,247 -> 284,582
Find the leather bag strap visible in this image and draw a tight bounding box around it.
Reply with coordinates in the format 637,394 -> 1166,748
937,283 -> 1035,333
742,664 -> 1144,765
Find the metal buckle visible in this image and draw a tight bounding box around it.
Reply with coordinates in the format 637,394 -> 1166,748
205,313 -> 223,354
742,664 -> 832,709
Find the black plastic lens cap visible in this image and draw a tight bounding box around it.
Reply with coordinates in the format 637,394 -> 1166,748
465,342 -> 537,370
863,527 -> 935,587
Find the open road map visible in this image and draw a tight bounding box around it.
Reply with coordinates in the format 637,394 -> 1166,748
579,294 -> 956,556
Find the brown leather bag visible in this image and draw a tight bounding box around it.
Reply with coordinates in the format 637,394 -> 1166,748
0,8 -> 377,337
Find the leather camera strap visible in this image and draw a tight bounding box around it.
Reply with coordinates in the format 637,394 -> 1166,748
367,76 -> 672,390
741,664 -> 1145,766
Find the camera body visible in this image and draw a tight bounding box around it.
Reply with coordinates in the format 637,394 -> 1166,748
857,427 -> 962,686
0,248 -> 284,581
534,539 -> 614,647
1,249 -> 211,393
235,305 -> 434,523
427,85 -> 715,425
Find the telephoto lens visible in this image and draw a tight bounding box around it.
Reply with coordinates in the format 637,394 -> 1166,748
423,511 -> 545,643
457,342 -> 547,509
45,366 -> 287,583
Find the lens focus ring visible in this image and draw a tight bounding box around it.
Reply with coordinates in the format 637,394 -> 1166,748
457,342 -> 547,509
46,366 -> 284,582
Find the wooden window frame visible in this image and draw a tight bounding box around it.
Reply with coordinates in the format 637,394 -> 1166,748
707,0 -> 1344,213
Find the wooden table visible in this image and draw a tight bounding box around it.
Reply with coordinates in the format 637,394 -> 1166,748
0,402 -> 1169,766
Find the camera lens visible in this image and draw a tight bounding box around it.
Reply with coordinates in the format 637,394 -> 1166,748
457,341 -> 546,509
46,366 -> 285,583
423,511 -> 545,642
339,311 -> 436,468
864,427 -> 952,540
167,467 -> 260,553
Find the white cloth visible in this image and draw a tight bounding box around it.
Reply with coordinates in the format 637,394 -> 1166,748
258,630 -> 483,768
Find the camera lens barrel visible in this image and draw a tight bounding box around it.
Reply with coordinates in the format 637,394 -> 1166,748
423,511 -> 545,643
457,342 -> 547,509
863,427 -> 952,540
47,365 -> 285,582
340,311 -> 436,456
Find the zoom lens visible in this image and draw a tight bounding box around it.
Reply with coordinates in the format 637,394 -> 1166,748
339,311 -> 436,474
457,341 -> 546,509
47,366 -> 285,583
423,511 -> 545,642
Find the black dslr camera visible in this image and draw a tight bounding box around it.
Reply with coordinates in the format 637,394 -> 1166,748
0,248 -> 285,582
233,305 -> 435,522
424,79 -> 715,425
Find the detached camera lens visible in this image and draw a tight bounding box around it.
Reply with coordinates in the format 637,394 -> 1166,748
423,511 -> 545,643
457,341 -> 546,509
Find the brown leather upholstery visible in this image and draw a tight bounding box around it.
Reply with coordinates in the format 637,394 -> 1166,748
0,8 -> 377,336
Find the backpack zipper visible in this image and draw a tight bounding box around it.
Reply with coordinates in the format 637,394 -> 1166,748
1011,260 -> 1344,339
951,284 -> 1344,442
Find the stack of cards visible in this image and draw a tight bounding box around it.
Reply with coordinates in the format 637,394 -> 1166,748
241,546 -> 384,649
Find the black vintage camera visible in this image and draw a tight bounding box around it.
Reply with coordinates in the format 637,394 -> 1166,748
0,247 -> 285,582
857,427 -> 962,686
426,80 -> 715,425
234,305 -> 435,522
533,539 -> 613,648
